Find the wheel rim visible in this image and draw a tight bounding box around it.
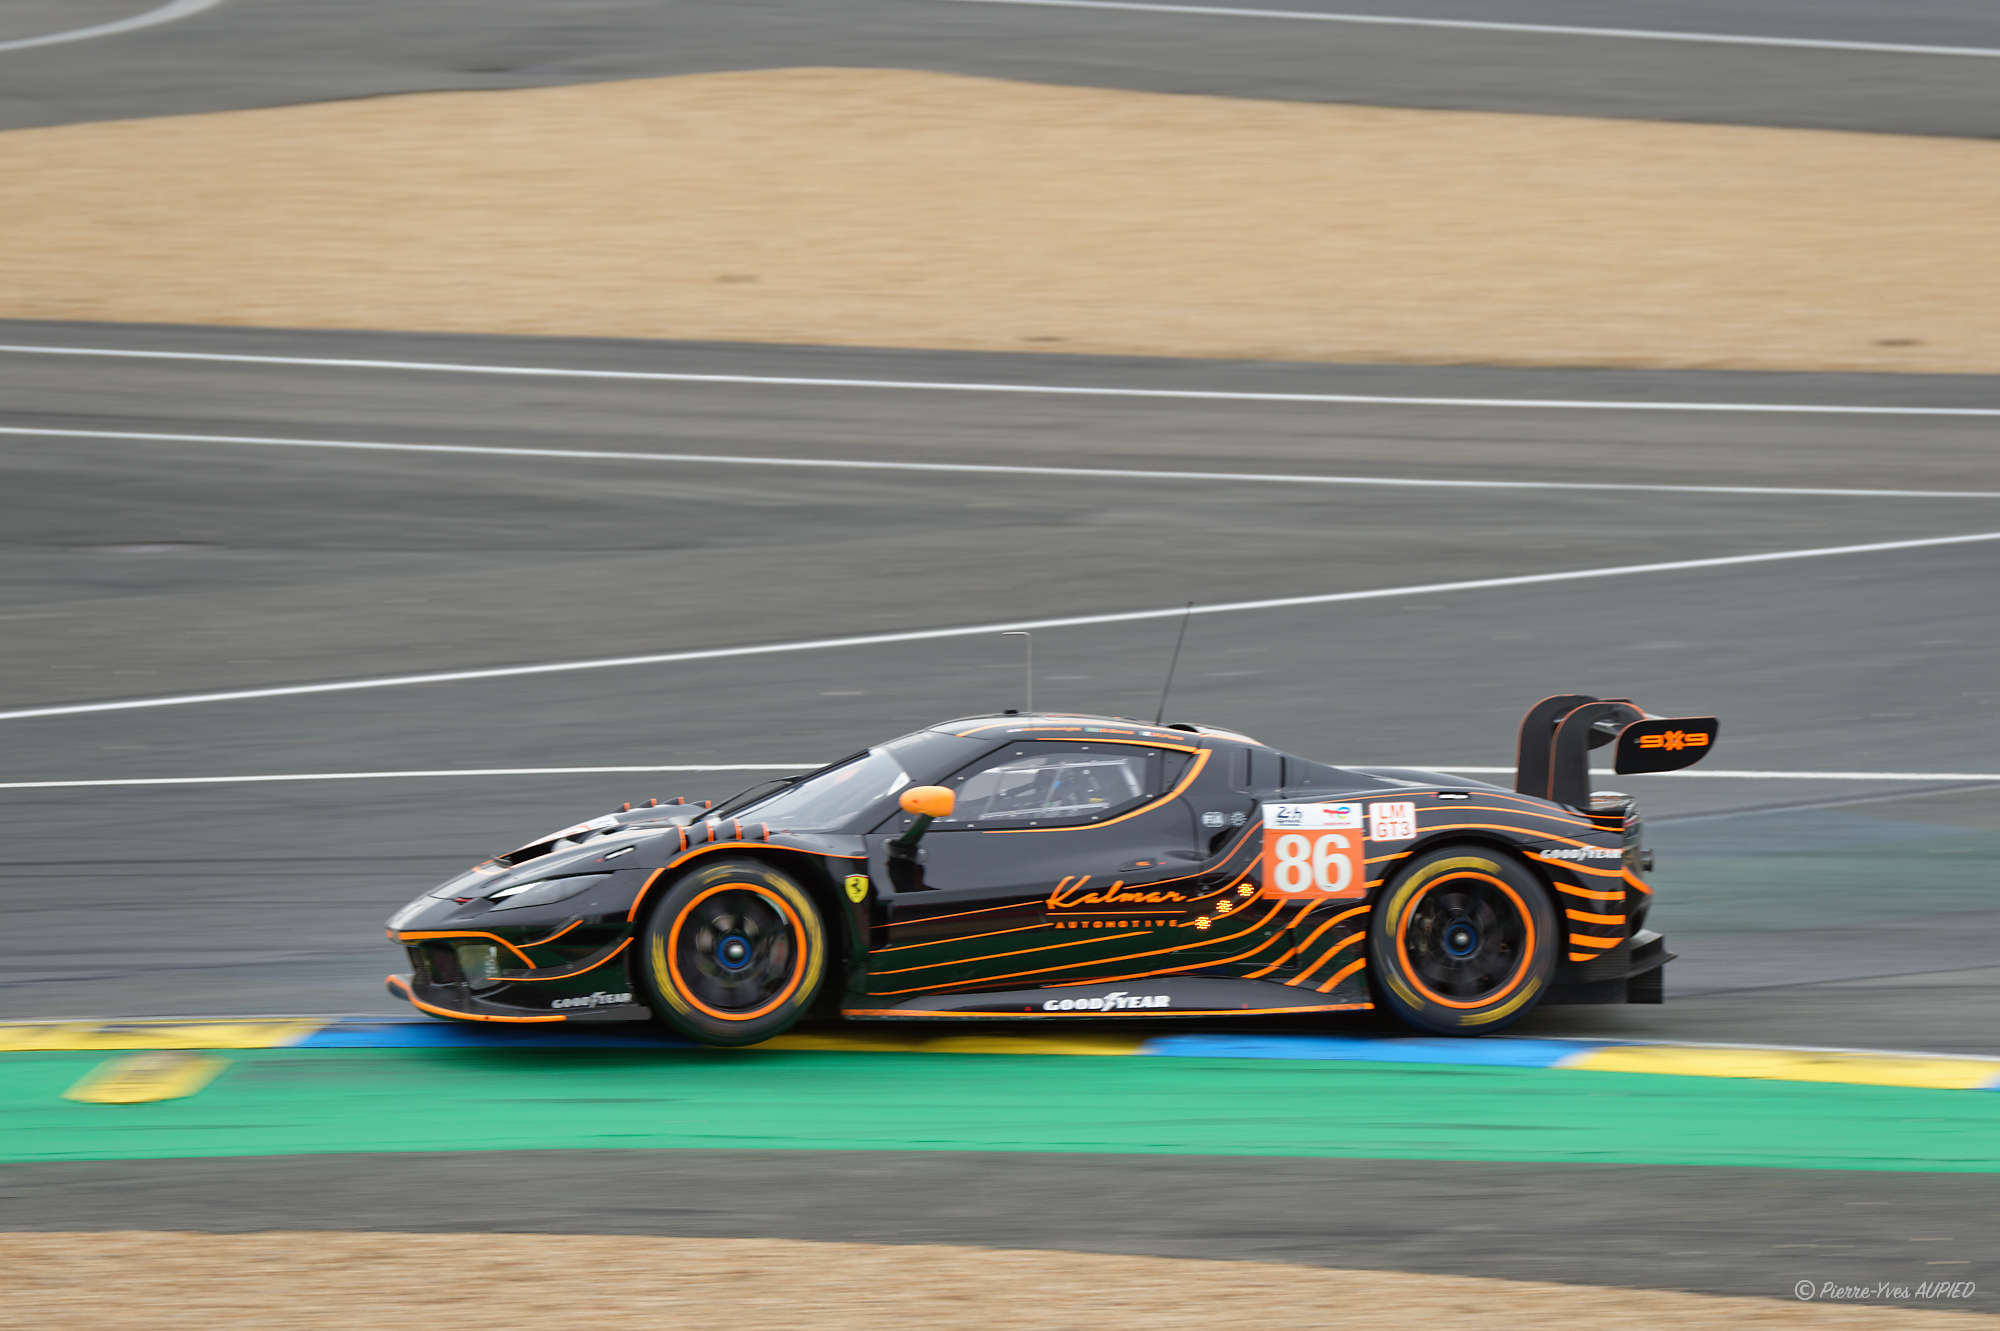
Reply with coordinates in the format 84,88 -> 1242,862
670,886 -> 800,1017
1399,873 -> 1533,1006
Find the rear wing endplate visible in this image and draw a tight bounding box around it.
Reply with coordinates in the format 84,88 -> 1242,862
1514,694 -> 1718,809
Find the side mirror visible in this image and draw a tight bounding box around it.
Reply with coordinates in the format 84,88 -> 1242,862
892,785 -> 955,855
899,786 -> 956,819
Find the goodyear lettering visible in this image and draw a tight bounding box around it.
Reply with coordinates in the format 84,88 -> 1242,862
1041,991 -> 1170,1012
551,991 -> 633,1010
1536,846 -> 1623,862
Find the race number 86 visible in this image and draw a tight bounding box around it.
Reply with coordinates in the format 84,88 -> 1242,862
1260,830 -> 1364,900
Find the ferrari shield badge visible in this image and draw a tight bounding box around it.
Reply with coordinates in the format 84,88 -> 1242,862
843,873 -> 871,904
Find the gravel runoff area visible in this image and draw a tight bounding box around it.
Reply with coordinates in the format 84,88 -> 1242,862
4,1234 -> 1993,1329
2,68 -> 1997,373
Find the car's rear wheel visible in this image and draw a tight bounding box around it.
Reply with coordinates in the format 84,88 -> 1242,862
635,858 -> 828,1046
1368,844 -> 1556,1035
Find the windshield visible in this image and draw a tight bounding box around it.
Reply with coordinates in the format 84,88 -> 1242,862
735,748 -> 911,830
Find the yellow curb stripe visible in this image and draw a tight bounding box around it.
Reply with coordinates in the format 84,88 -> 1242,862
62,1052 -> 229,1104
1565,1045 -> 2000,1090
0,1019 -> 324,1052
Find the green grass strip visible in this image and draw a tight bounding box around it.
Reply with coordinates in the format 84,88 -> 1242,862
7,1047 -> 1999,1171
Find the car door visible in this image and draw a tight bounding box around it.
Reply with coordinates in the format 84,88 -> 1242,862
858,739 -> 1229,996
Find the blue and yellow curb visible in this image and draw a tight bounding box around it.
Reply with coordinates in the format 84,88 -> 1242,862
5,1017 -> 2000,1091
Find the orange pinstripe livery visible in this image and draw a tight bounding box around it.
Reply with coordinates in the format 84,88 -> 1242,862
503,938 -> 632,983
950,724 -> 1197,746
522,920 -> 582,948
982,749 -> 1212,835
887,900 -> 1031,930
385,975 -> 565,1023
869,895 -> 1291,997
841,1003 -> 1370,1019
1416,821 -> 1612,851
1554,882 -> 1623,903
1315,956 -> 1368,994
874,923 -> 1044,953
1414,803 -> 1605,831
626,843 -> 867,922
1287,930 -> 1364,986
1052,901 -> 1306,986
1243,903 -> 1369,979
396,930 -> 537,969
1529,855 -> 1626,879
869,930 -> 1150,977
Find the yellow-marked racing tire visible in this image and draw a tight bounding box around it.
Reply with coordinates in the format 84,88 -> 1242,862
636,858 -> 828,1047
1367,845 -> 1556,1036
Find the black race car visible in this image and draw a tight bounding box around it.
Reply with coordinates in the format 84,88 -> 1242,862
386,694 -> 1715,1044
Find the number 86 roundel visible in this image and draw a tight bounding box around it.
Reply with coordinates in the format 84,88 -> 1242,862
1259,802 -> 1366,900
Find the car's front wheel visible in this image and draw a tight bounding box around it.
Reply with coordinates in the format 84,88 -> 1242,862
1368,844 -> 1557,1035
635,858 -> 828,1046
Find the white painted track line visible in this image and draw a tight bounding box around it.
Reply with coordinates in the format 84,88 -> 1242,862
937,0 -> 2000,59
0,0 -> 227,54
1,343 -> 1997,417
9,424 -> 1998,501
1432,767 -> 2000,784
0,765 -> 815,790
4,528 -> 1998,723
3,766 -> 1995,791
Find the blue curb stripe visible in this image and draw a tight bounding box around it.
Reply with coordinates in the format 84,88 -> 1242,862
1137,1033 -> 1591,1068
13,1018 -> 2000,1090
296,1019 -> 690,1050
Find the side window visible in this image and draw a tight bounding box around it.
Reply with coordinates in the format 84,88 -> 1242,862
918,743 -> 1190,831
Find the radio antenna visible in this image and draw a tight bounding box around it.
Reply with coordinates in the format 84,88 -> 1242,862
1152,603 -> 1194,725
1001,631 -> 1033,712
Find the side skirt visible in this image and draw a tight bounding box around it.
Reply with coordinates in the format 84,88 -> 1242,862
844,975 -> 1372,1020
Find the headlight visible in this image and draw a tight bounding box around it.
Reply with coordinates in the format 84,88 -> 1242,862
487,873 -> 610,912
456,944 -> 503,984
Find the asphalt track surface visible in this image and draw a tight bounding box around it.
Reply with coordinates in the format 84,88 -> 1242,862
5,0 -> 2000,1307
6,1152 -> 1994,1305
6,322 -> 2000,1046
4,0 -> 2000,137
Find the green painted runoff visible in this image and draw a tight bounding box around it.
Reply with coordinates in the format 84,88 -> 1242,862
6,1048 -> 1998,1171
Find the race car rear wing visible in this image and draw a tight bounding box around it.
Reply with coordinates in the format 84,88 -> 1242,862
1514,694 -> 1718,809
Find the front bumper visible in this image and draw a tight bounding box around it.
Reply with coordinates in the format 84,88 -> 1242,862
386,970 -> 651,1024
388,927 -> 652,1024
384,862 -> 654,1024
1547,928 -> 1673,1005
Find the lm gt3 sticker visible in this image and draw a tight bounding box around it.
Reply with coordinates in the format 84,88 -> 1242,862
1368,800 -> 1417,841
